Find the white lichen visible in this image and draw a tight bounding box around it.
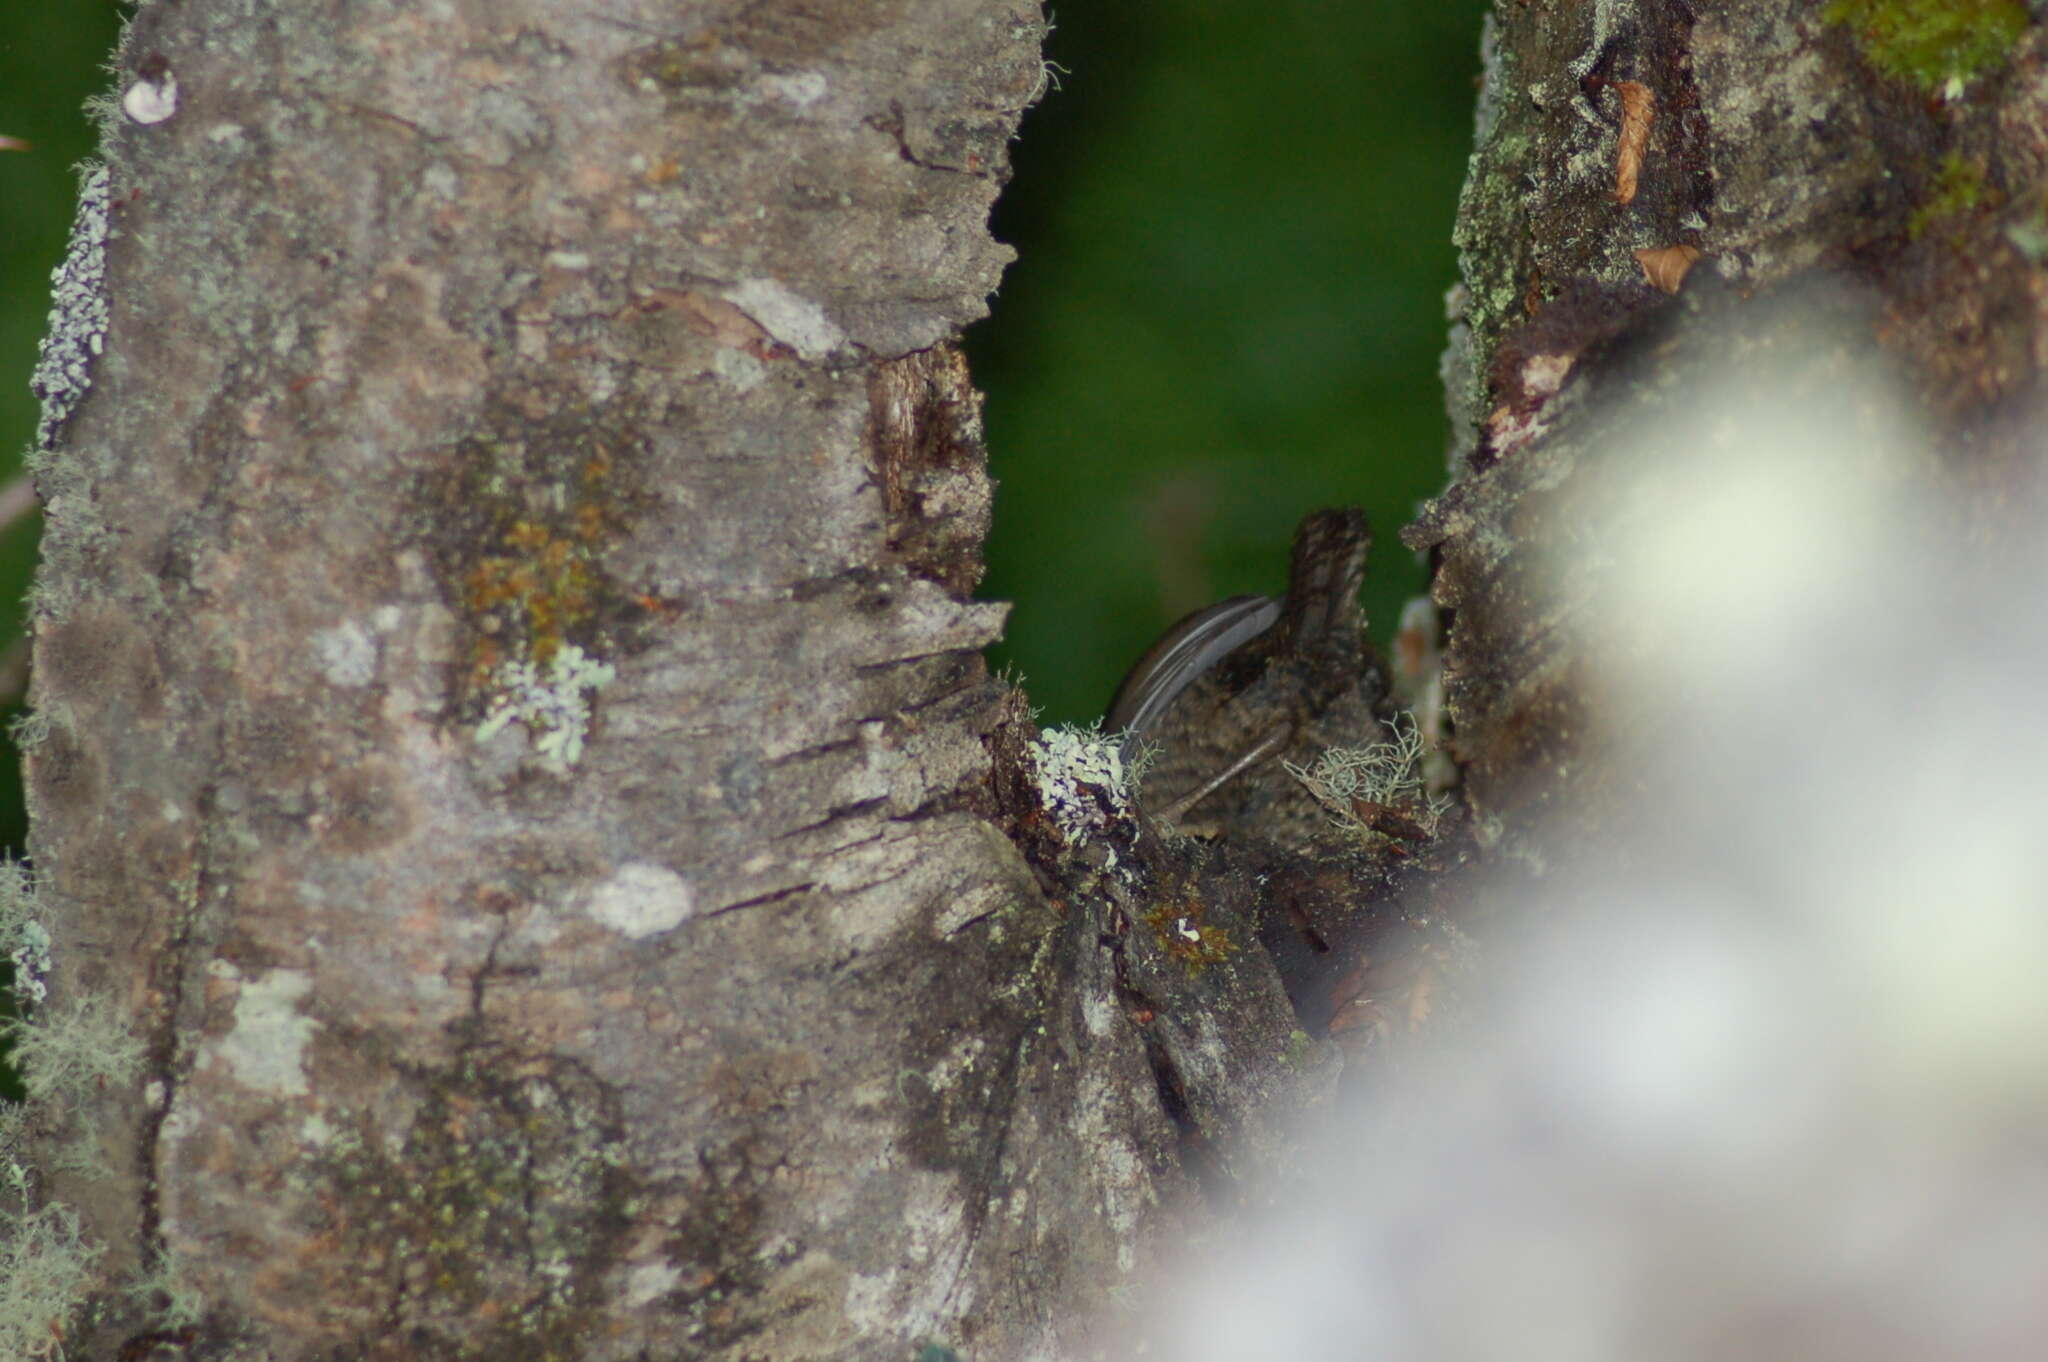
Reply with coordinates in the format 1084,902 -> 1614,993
473,642 -> 615,772
122,70 -> 178,125
725,277 -> 846,358
1285,712 -> 1449,839
0,861 -> 50,1008
214,968 -> 316,1097
30,164 -> 111,451
1028,723 -> 1134,846
581,861 -> 694,940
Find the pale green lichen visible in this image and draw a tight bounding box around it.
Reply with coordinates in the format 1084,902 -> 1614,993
0,861 -> 51,1007
474,642 -> 616,772
1028,723 -> 1134,845
4,995 -> 144,1107
1286,712 -> 1450,840
0,1199 -> 101,1362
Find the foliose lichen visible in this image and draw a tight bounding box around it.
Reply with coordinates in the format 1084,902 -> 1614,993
473,642 -> 616,772
1027,724 -> 1134,846
29,164 -> 112,453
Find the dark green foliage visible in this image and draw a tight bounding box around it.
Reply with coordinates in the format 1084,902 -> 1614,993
971,0 -> 1488,721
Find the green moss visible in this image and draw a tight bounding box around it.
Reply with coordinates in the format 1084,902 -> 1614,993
1825,0 -> 2029,95
1907,152 -> 1988,240
424,406 -> 661,769
312,1051 -> 632,1359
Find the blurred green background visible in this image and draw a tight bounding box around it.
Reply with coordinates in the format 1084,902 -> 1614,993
1,2 -> 127,860
0,0 -> 1488,764
0,0 -> 1485,1091
972,1 -> 1486,721
0,0 -> 124,1095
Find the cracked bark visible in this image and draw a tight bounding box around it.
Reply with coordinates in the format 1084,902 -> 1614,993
19,2 -> 1184,1358
19,1 -> 2048,1360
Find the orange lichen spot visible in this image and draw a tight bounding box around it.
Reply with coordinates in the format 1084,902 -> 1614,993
1142,896 -> 1238,971
462,520 -> 600,667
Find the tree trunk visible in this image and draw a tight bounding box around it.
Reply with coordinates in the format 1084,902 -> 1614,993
8,0 -> 2048,1359
8,2 -> 1184,1358
1412,0 -> 2048,862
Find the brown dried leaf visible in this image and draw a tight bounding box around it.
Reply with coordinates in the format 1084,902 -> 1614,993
1614,80 -> 1656,204
1634,244 -> 1703,293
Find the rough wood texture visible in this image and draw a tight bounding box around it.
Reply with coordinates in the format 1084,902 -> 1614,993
1414,0 -> 2048,863
16,2 -> 1200,1357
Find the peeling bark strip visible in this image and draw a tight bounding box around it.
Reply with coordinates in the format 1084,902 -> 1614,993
4,2 -> 1205,1358
866,345 -> 992,597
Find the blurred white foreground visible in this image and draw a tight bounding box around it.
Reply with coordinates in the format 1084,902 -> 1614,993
1132,359 -> 2048,1360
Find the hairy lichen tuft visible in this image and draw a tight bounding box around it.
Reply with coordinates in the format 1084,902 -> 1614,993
4,994 -> 144,1106
1286,712 -> 1450,843
0,1200 -> 101,1361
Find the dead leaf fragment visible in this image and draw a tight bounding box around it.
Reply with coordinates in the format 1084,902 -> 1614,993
1614,80 -> 1655,204
1634,244 -> 1703,293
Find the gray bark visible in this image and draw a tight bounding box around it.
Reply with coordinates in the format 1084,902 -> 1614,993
1414,1 -> 2048,861
9,2 -> 1190,1358
12,0 -> 2048,1359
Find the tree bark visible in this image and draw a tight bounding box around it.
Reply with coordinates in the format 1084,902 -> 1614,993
10,0 -> 2048,1360
7,2 -> 1187,1358
1412,0 -> 2048,864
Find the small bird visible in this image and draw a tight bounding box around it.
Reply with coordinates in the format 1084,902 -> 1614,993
1106,508 -> 1391,847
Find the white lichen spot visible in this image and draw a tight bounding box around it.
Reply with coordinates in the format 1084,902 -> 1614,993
473,642 -> 615,772
1081,988 -> 1115,1038
9,919 -> 51,1007
725,276 -> 846,358
842,1268 -> 899,1333
620,1260 -> 682,1309
1028,723 -> 1134,845
582,861 -> 695,939
712,345 -> 765,391
31,164 -> 111,450
760,70 -> 827,107
312,620 -> 377,687
544,250 -> 591,270
123,71 -> 179,125
215,968 -> 316,1097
